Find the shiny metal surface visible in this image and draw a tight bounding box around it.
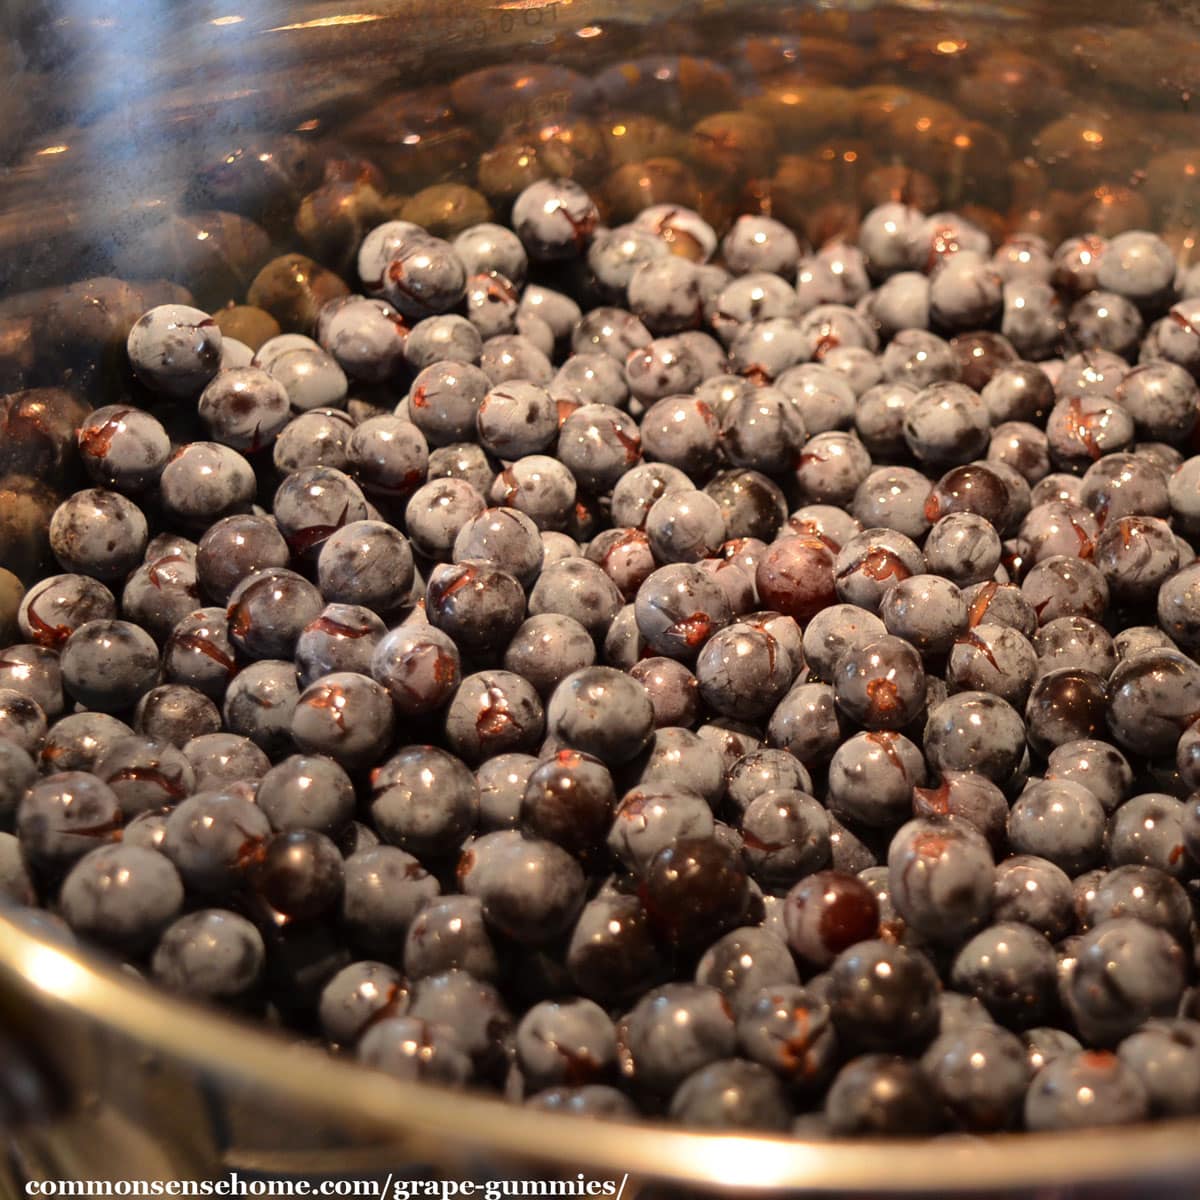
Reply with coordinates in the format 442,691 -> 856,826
0,0 -> 1189,295
3,1 -> 1200,1193
4,913 -> 1200,1197
0,0 -> 705,292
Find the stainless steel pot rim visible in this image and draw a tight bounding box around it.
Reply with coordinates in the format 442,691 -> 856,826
4,913 -> 1199,1192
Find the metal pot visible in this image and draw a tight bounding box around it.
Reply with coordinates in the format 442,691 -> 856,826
2,1 -> 1200,1194
4,916 -> 1200,1197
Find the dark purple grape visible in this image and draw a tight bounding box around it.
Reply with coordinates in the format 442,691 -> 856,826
639,836 -> 750,951
251,830 -> 345,920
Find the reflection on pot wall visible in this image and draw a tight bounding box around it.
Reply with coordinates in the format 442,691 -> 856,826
0,0 -> 1198,298
0,1 -> 1194,409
